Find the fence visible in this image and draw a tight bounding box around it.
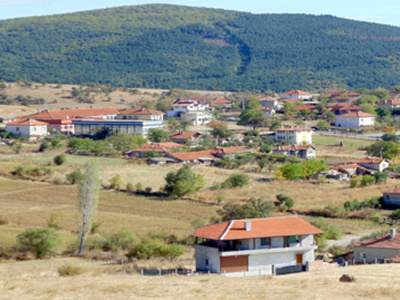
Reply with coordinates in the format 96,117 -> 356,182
314,131 -> 381,141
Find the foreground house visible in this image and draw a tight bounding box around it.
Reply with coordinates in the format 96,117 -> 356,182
192,217 -> 322,275
353,229 -> 400,263
335,111 -> 375,129
6,119 -> 48,137
273,145 -> 316,159
273,126 -> 313,145
353,157 -> 390,172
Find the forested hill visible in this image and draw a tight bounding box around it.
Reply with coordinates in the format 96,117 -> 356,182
1,4 -> 400,92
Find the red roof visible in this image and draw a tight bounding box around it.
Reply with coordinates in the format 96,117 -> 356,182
131,143 -> 186,153
377,98 -> 400,106
329,163 -> 373,173
276,126 -> 312,132
192,217 -> 323,241
119,108 -> 163,115
294,105 -> 317,111
384,187 -> 400,195
212,99 -> 231,105
280,90 -> 311,96
211,146 -> 253,155
354,157 -> 386,165
168,151 -> 216,162
353,231 -> 400,249
6,119 -> 48,126
170,131 -> 201,140
23,108 -> 119,120
324,91 -> 361,98
336,111 -> 375,118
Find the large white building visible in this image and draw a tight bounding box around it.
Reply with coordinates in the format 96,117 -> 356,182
6,119 -> 48,137
274,126 -> 313,145
279,90 -> 313,100
335,111 -> 375,129
193,217 -> 323,276
166,99 -> 212,125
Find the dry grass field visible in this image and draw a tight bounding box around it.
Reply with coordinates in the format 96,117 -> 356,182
0,258 -> 400,299
0,82 -> 232,114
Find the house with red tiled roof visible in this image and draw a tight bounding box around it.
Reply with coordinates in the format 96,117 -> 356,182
376,98 -> 400,110
279,90 -> 313,100
328,103 -> 360,115
353,157 -> 390,172
253,106 -> 275,116
170,131 -> 201,144
335,111 -> 375,129
273,145 -> 316,159
167,151 -> 216,164
353,229 -> 400,263
118,108 -> 164,121
166,99 -> 212,125
192,216 -> 323,275
6,119 -> 48,137
125,142 -> 186,157
211,99 -> 232,109
210,146 -> 253,158
329,163 -> 374,177
294,105 -> 317,112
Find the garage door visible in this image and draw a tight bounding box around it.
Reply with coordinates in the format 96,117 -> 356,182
220,255 -> 249,273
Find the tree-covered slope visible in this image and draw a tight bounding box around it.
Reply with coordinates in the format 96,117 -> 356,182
1,4 -> 400,92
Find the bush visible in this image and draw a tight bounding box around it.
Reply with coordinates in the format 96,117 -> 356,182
350,177 -> 362,188
219,173 -> 249,189
164,164 -> 205,197
17,228 -> 62,259
111,228 -> 139,250
374,171 -> 388,184
311,217 -> 342,240
217,197 -> 274,221
191,218 -> 209,229
361,174 -> 376,187
109,175 -> 123,190
126,182 -> 134,193
47,213 -> 61,230
275,194 -> 295,211
127,238 -> 185,259
38,141 -> 50,152
58,264 -> 84,276
66,170 -> 84,184
390,209 -> 400,221
54,154 -> 67,165
90,222 -> 101,234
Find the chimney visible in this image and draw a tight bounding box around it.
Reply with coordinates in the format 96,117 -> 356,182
391,229 -> 396,239
244,221 -> 251,231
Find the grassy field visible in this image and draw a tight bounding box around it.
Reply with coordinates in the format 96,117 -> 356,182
0,259 -> 400,299
313,135 -> 374,148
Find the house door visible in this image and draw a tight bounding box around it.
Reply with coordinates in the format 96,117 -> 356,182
296,254 -> 303,264
220,255 -> 249,273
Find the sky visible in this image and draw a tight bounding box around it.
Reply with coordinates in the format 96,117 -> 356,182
0,0 -> 400,28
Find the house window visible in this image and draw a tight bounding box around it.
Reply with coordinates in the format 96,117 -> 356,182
260,238 -> 270,247
16,127 -> 19,131
205,259 -> 209,266
360,252 -> 366,260
289,235 -> 299,244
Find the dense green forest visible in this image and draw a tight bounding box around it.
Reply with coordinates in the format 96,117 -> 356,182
1,4 -> 400,92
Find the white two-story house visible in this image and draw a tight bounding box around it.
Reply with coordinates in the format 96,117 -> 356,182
118,108 -> 164,121
193,216 -> 323,276
166,99 -> 212,126
274,126 -> 313,145
335,111 -> 375,129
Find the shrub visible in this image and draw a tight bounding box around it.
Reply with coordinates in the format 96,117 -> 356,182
127,238 -> 185,259
217,197 -> 274,221
311,217 -> 342,240
66,170 -> 84,184
111,228 -> 139,250
17,228 -> 62,259
126,182 -> 134,193
135,182 -> 143,192
47,213 -> 61,230
361,174 -> 376,187
390,209 -> 400,221
350,177 -> 362,188
374,171 -> 388,184
275,194 -> 295,211
0,215 -> 9,225
58,264 -> 84,277
109,175 -> 123,190
90,222 -> 101,234
38,141 -> 50,152
164,164 -> 205,197
54,154 -> 67,165
191,218 -> 209,229
219,173 -> 249,189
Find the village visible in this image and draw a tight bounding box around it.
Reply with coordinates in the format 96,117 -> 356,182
2,83 -> 400,300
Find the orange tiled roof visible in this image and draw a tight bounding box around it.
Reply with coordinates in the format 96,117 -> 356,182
384,187 -> 400,195
170,131 -> 200,139
192,216 -> 323,241
377,98 -> 400,106
294,105 -> 317,111
324,91 -> 361,98
131,142 -> 186,153
329,163 -> 373,173
119,108 -> 163,115
336,111 -> 375,118
6,118 -> 48,126
276,126 -> 312,132
353,231 -> 400,249
210,146 -> 253,155
280,90 -> 311,96
168,151 -> 216,162
212,99 -> 231,105
354,157 -> 386,164
22,108 -> 119,120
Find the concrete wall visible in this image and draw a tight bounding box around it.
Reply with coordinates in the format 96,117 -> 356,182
195,245 -> 220,273
335,116 -> 375,129
6,124 -> 47,136
354,246 -> 399,263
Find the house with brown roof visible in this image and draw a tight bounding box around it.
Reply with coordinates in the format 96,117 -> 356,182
376,98 -> 400,110
210,146 -> 253,158
22,107 -> 119,120
6,119 -> 48,137
353,229 -> 400,263
125,142 -> 186,157
279,90 -> 313,100
170,131 -> 201,145
353,157 -> 390,172
192,216 -> 323,275
253,106 -> 275,116
335,111 -> 375,129
118,108 -> 164,121
273,145 -> 316,159
328,103 -> 360,115
329,163 -> 374,177
167,151 -> 216,164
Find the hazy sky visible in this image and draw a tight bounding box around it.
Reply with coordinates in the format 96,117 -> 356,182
1,0 -> 400,27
